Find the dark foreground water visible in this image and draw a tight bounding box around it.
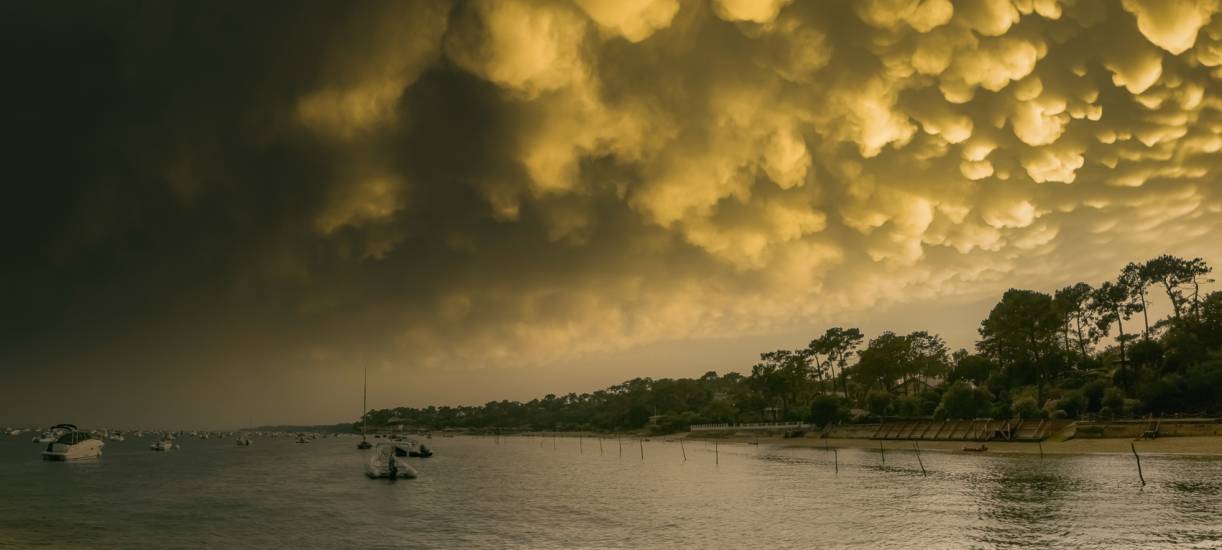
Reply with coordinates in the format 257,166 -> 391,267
2,434 -> 1221,549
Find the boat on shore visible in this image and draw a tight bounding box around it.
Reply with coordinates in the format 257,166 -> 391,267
366,443 -> 418,479
41,424 -> 104,461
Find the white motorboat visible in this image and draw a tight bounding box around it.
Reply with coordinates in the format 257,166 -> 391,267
151,436 -> 178,451
366,443 -> 418,479
41,424 -> 104,461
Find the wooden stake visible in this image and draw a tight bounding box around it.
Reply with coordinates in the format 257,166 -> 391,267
833,448 -> 838,475
553,434 -> 557,450
599,436 -> 604,456
639,438 -> 644,460
1038,441 -> 1044,461
579,434 -> 583,454
680,439 -> 687,462
913,441 -> 927,477
1131,442 -> 1145,486
618,434 -> 622,459
880,440 -> 885,464
715,439 -> 719,465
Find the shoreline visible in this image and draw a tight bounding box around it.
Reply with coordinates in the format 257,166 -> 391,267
684,432 -> 1222,457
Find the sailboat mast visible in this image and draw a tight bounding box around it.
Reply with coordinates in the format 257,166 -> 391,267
361,367 -> 368,440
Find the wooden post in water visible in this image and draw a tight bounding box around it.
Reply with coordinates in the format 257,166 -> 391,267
833,448 -> 838,476
553,433 -> 557,450
1131,442 -> 1145,486
579,433 -> 583,454
639,438 -> 644,460
599,436 -> 604,456
879,440 -> 885,464
618,433 -> 622,459
913,441 -> 927,477
715,439 -> 719,465
680,438 -> 687,462
1038,441 -> 1044,461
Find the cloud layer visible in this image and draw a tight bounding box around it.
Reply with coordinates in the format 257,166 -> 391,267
2,0 -> 1220,423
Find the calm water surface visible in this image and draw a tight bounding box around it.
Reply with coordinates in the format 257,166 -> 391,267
2,434 -> 1221,549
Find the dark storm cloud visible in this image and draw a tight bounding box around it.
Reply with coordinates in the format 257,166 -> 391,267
2,0 -> 1221,426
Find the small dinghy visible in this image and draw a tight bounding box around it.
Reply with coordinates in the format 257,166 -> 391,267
366,443 -> 418,479
962,443 -> 988,452
409,442 -> 433,458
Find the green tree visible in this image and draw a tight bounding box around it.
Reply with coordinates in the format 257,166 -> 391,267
1054,282 -> 1099,357
1120,263 -> 1152,340
866,389 -> 894,417
978,289 -> 1061,404
1143,255 -> 1213,322
950,353 -> 995,384
935,382 -> 993,420
809,395 -> 845,427
1090,281 -> 1141,391
809,327 -> 863,397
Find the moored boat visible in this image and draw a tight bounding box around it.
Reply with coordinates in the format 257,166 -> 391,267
366,443 -> 418,479
41,424 -> 104,461
151,435 -> 178,451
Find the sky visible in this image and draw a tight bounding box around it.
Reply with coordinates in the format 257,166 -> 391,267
2,0 -> 1220,429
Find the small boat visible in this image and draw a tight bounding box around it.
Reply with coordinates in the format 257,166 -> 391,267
41,425 -> 104,461
296,434 -> 310,443
366,443 -> 418,479
409,442 -> 433,458
151,436 -> 178,451
962,444 -> 988,452
235,433 -> 253,446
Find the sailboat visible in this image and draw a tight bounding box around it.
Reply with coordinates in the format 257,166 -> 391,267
236,416 -> 253,446
357,367 -> 372,450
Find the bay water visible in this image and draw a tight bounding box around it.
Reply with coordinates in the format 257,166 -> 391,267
2,434 -> 1220,548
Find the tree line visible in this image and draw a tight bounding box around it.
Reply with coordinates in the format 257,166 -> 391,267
361,255 -> 1220,433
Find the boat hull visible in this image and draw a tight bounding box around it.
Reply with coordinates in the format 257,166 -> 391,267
365,460 -> 418,479
41,440 -> 104,461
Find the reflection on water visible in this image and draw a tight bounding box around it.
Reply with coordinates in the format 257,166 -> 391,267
1,436 -> 1221,549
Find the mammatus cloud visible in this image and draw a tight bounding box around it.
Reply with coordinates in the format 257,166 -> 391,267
4,0 -> 1221,390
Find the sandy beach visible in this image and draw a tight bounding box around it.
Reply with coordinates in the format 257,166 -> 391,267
684,432 -> 1222,456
